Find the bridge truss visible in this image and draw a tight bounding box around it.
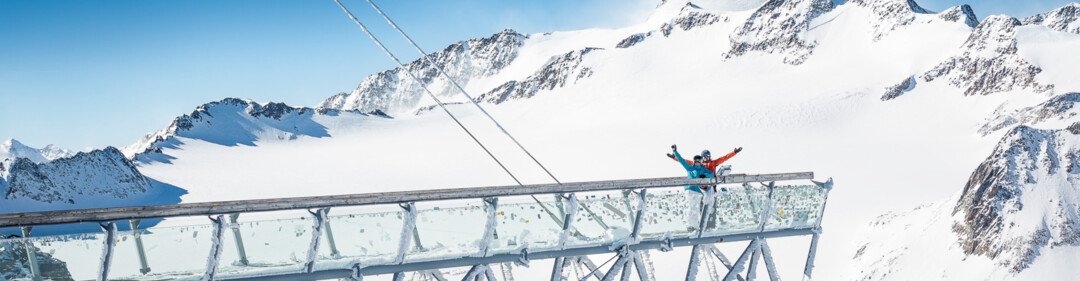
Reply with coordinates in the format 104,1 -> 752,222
0,172 -> 831,281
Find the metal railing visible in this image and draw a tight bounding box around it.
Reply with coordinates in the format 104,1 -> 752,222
0,172 -> 830,281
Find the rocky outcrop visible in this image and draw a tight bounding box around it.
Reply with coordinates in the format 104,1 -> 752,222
881,76 -> 917,101
953,126 -> 1080,272
0,240 -> 73,281
475,48 -> 601,104
4,147 -> 150,205
849,0 -> 930,40
938,4 -> 979,28
1023,3 -> 1080,34
922,16 -> 1054,96
617,3 -> 729,48
317,29 -> 527,114
981,93 -> 1080,135
726,0 -> 834,64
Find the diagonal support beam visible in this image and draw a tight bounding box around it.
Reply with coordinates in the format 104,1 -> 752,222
759,240 -> 780,281
129,219 -> 152,274
228,213 -> 250,266
722,239 -> 761,281
19,227 -> 43,281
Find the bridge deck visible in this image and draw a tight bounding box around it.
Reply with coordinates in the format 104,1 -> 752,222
0,173 -> 830,281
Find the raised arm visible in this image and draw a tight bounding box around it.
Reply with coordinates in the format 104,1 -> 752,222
710,147 -> 742,166
673,148 -> 693,170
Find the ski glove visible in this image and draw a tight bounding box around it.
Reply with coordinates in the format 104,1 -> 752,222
666,153 -> 675,159
734,147 -> 743,153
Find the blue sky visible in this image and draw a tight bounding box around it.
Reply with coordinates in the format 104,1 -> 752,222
1,0 -> 1075,150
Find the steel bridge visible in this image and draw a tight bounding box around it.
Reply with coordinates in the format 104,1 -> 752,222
0,172 -> 832,281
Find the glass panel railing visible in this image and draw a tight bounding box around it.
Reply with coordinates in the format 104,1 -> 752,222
314,205 -> 404,270
3,230 -> 108,281
213,210 -> 317,279
764,184 -> 827,231
110,217 -> 216,280
565,190 -> 635,248
703,183 -> 769,236
405,199 -> 488,262
487,194 -> 565,255
638,186 -> 695,239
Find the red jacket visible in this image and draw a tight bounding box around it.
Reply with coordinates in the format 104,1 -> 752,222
671,150 -> 737,173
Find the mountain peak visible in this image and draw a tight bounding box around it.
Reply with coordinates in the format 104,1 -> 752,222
1023,2 -> 1080,34
0,138 -> 73,164
938,4 -> 979,28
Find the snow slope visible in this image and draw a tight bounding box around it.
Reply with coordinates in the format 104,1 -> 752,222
130,0 -> 1080,279
6,0 -> 1080,279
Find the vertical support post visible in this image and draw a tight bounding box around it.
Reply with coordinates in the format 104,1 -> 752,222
19,226 -> 43,281
803,178 -> 832,281
304,207 -> 330,273
201,215 -> 226,281
802,232 -> 821,281
392,272 -> 405,281
97,222 -> 117,281
629,189 -> 647,241
228,213 -> 250,266
686,187 -> 716,281
551,194 -> 579,281
129,219 -> 152,274
759,240 -> 780,281
348,262 -> 365,281
480,197 -> 499,257
396,202 -> 417,265
722,239 -> 761,281
757,182 -> 775,232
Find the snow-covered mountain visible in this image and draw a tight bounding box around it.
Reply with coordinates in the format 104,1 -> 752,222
1,145 -> 183,215
124,97 -> 390,162
852,125 -> 1080,279
922,15 -> 1055,96
7,0 -> 1080,279
317,29 -> 527,115
0,139 -> 73,164
1023,3 -> 1080,34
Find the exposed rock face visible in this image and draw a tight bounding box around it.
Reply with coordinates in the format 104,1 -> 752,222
317,29 -> 527,114
953,126 -> 1080,272
475,48 -> 601,104
726,0 -> 834,64
938,4 -> 979,28
922,16 -> 1054,96
881,76 -> 917,101
124,98 -> 387,161
3,147 -> 150,204
0,241 -> 73,281
981,93 -> 1080,135
849,0 -> 930,40
1023,3 -> 1080,34
617,3 -> 728,48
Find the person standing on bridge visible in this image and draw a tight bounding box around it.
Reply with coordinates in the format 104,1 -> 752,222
668,147 -> 743,177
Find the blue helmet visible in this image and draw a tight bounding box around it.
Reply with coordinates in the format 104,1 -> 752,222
701,150 -> 711,158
